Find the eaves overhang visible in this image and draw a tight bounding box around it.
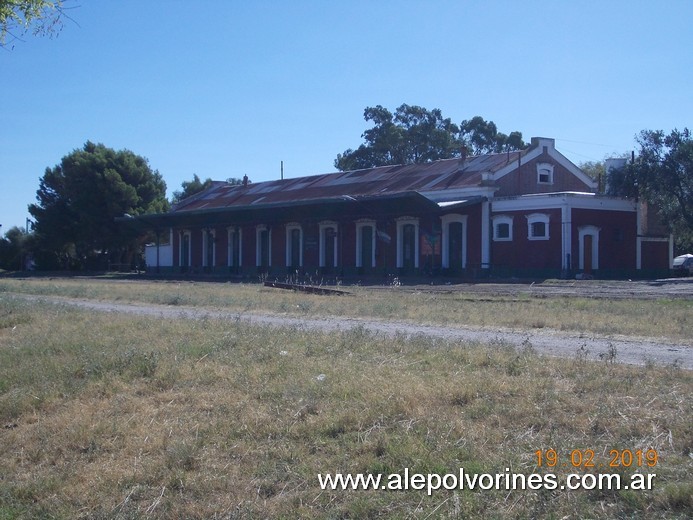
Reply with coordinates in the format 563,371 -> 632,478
116,191 -> 442,230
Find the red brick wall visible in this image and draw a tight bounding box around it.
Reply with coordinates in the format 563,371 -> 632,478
495,153 -> 593,197
572,209 -> 637,270
171,230 -> 179,267
240,226 -> 253,267
465,205 -> 483,267
641,240 -> 670,270
215,228 -> 227,267
341,223 -> 356,268
490,208 -> 563,270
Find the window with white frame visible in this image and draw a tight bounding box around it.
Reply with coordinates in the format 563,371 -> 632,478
526,213 -> 550,240
319,221 -> 338,268
285,223 -> 303,268
256,225 -> 271,267
441,214 -> 467,269
355,220 -> 376,268
492,215 -> 513,241
536,162 -> 554,185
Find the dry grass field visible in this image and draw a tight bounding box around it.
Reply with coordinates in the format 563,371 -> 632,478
0,278 -> 691,519
0,277 -> 691,341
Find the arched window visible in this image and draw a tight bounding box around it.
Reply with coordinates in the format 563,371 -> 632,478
578,225 -> 600,271
526,213 -> 550,240
319,222 -> 338,268
441,214 -> 468,269
355,220 -> 376,268
285,223 -> 303,268
492,215 -> 513,241
536,162 -> 554,185
256,225 -> 271,267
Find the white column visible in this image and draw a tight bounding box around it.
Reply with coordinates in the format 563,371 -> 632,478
481,201 -> 490,269
561,201 -> 572,270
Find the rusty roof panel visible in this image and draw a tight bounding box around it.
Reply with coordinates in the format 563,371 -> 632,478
171,150 -> 526,213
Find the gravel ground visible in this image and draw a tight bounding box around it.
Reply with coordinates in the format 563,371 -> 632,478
8,290 -> 692,370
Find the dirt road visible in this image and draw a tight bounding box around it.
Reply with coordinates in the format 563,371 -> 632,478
9,292 -> 692,370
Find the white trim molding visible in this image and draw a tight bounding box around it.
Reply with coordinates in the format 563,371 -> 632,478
561,204 -> 572,271
492,214 -> 513,242
441,214 -> 468,268
526,213 -> 550,240
355,219 -> 376,268
285,223 -> 303,268
578,225 -> 600,271
318,221 -> 338,268
255,224 -> 271,267
490,138 -> 598,190
493,193 -> 636,213
481,201 -> 490,268
536,162 -> 554,185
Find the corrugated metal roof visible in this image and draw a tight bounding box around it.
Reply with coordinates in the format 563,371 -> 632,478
172,150 -> 523,213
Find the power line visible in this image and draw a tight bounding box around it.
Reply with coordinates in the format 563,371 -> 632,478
559,147 -> 604,163
555,137 -> 627,149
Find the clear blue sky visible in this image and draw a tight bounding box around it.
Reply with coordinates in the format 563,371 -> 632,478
1,0 -> 692,232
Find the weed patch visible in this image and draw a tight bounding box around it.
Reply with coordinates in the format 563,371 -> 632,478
0,290 -> 690,518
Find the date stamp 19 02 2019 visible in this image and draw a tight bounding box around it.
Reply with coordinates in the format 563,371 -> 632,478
535,448 -> 658,469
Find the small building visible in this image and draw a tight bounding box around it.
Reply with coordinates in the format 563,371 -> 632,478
134,137 -> 672,280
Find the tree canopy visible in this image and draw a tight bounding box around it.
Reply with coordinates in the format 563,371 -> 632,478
0,0 -> 69,47
171,174 -> 214,204
171,175 -> 245,204
609,128 -> 693,252
459,116 -> 526,155
28,142 -> 168,269
578,160 -> 605,182
334,104 -> 526,171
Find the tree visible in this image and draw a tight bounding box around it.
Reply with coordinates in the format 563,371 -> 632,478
459,116 -> 527,155
28,142 -> 168,269
0,226 -> 29,271
171,174 -> 214,204
579,158 -> 627,193
578,160 -> 605,181
612,129 -> 693,252
0,0 -> 70,48
335,105 -> 526,171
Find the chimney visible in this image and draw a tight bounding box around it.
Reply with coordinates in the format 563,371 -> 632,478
457,146 -> 468,172
530,137 -> 556,153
